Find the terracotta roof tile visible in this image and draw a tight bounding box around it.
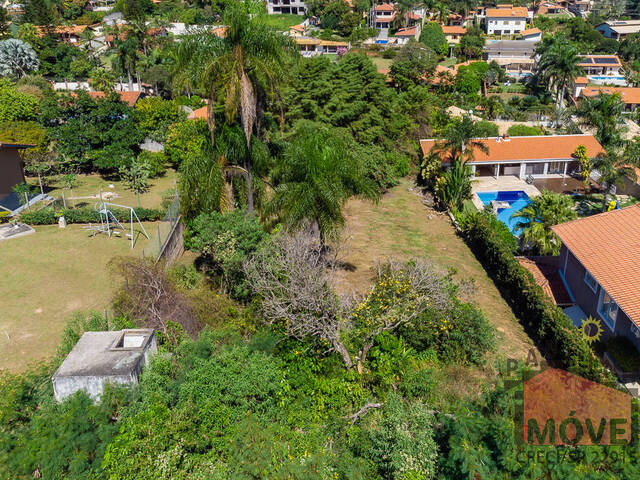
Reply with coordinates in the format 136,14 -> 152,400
486,6 -> 528,17
581,86 -> 640,105
395,26 -> 418,36
552,205 -> 640,326
522,28 -> 541,35
420,134 -> 605,163
87,90 -> 141,107
574,76 -> 589,84
442,25 -> 467,34
517,256 -> 573,305
374,2 -> 395,11
188,105 -> 208,120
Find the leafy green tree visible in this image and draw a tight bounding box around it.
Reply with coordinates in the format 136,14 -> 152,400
120,159 -> 150,206
390,40 -> 437,90
0,7 -> 9,39
511,189 -> 577,254
0,79 -> 39,121
286,53 -> 406,147
40,91 -> 143,172
268,121 -> 378,248
22,0 -> 55,26
419,22 -> 448,56
455,61 -> 488,99
574,92 -> 625,149
171,0 -> 296,215
89,67 -> 116,92
134,97 -> 186,141
394,0 -> 418,28
111,35 -> 139,90
456,24 -> 484,60
536,38 -> 583,107
0,39 -> 39,78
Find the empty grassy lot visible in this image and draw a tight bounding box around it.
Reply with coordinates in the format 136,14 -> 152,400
27,169 -> 178,210
336,177 -> 536,360
0,222 -> 158,372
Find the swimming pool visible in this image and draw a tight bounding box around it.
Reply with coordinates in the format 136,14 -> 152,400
476,190 -> 532,235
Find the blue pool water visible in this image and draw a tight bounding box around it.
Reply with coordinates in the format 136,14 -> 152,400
476,190 -> 531,235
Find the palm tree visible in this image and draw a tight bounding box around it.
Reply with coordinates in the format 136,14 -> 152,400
435,1 -> 450,23
511,190 -> 577,255
111,34 -> 139,90
591,151 -> 638,211
171,0 -> 296,215
536,39 -> 583,108
395,0 -> 417,27
267,121 -> 378,250
574,92 -> 625,149
436,159 -> 473,210
433,115 -> 489,165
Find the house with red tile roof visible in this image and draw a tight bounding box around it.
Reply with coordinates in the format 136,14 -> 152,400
551,205 -> 640,351
442,25 -> 467,44
86,90 -> 143,107
580,86 -> 640,113
373,2 -> 396,28
420,134 -> 604,179
484,6 -> 529,35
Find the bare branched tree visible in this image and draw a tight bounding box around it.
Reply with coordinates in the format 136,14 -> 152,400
110,258 -> 201,343
245,233 -> 457,372
244,231 -> 355,368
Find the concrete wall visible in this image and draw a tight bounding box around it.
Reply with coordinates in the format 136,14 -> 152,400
618,176 -> 640,199
0,148 -> 26,197
561,245 -> 640,350
53,374 -> 135,402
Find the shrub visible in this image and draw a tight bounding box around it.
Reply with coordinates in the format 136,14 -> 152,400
186,211 -> 267,301
20,206 -> 164,225
382,48 -> 397,59
474,120 -> 499,137
459,209 -> 615,384
399,301 -> 495,366
137,150 -> 167,178
507,124 -> 544,136
606,337 -> 640,372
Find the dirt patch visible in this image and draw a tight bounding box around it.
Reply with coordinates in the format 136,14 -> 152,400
335,177 -> 537,360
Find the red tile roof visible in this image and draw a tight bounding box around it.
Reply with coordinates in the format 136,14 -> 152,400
552,204 -> 640,327
374,2 -> 395,11
188,105 -> 208,120
486,6 -> 528,17
517,256 -> 573,305
442,25 -> 467,35
87,90 -> 141,107
395,26 -> 418,37
581,86 -> 640,105
522,28 -> 541,35
420,134 -> 605,164
574,76 -> 589,84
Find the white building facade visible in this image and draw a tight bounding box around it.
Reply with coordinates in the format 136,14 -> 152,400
267,0 -> 307,15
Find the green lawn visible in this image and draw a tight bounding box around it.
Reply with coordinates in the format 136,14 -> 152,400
439,57 -> 457,68
371,57 -> 393,71
262,14 -> 304,30
26,169 -> 178,210
0,222 -> 160,372
337,178 -> 536,360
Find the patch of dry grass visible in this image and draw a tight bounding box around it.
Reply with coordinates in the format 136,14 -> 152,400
0,222 -> 158,372
335,177 -> 536,360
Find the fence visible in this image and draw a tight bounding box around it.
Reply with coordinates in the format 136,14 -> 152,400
141,193 -> 184,265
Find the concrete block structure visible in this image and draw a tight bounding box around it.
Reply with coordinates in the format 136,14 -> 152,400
52,329 -> 157,402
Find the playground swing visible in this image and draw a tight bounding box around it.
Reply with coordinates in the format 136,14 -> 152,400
84,200 -> 149,249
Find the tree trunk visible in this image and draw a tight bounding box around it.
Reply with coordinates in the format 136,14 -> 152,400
127,69 -> 133,91
37,172 -> 44,196
244,152 -> 254,215
207,84 -> 215,147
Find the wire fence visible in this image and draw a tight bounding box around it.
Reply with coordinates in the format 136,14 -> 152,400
141,193 -> 182,262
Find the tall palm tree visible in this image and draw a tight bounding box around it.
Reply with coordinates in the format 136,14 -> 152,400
433,115 -> 489,165
267,121 -> 378,250
111,34 -> 138,90
536,39 -> 583,108
171,0 -> 296,215
435,1 -> 450,23
511,190 -> 577,255
395,0 -> 417,28
574,92 -> 625,149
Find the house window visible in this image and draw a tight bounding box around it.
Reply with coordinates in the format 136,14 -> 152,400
584,271 -> 598,293
598,289 -> 618,331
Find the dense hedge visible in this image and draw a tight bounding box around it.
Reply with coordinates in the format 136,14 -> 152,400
20,207 -> 164,225
458,210 -> 615,385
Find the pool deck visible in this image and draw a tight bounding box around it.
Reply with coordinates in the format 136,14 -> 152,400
471,175 -> 541,210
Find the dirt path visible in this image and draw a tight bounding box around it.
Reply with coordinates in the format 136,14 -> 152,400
335,177 -> 536,360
